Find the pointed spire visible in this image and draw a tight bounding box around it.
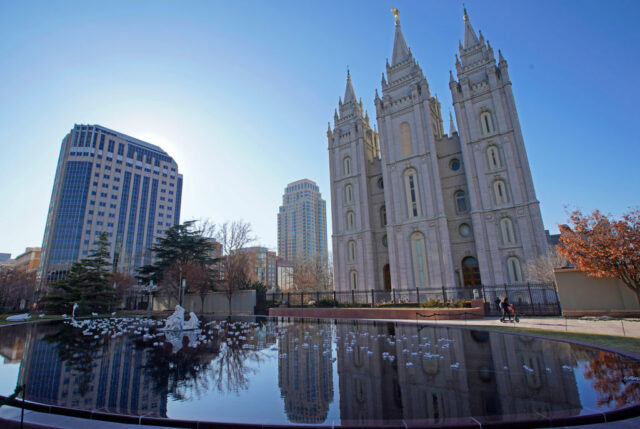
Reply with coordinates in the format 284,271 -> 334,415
343,69 -> 356,103
449,110 -> 457,135
449,69 -> 455,83
463,6 -> 480,49
498,49 -> 506,64
391,17 -> 412,66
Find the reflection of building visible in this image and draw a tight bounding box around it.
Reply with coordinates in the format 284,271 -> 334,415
335,321 -> 581,424
277,179 -> 328,262
329,10 -> 548,293
278,321 -> 334,423
17,325 -> 167,417
39,124 -> 183,284
0,324 -> 28,364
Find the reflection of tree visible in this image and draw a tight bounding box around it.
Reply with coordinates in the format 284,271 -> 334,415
583,351 -> 640,408
208,321 -> 267,394
139,333 -> 218,401
43,324 -> 104,396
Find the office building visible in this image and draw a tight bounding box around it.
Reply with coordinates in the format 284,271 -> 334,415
39,124 -> 183,284
277,179 -> 328,262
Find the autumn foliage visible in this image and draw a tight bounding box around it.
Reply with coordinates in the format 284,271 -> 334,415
558,209 -> 640,302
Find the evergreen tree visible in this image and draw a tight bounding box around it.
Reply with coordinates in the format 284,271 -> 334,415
138,220 -> 215,306
44,233 -> 114,315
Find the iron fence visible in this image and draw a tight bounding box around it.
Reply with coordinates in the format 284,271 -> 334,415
263,283 -> 561,316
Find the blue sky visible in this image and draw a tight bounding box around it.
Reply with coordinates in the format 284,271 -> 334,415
0,0 -> 638,257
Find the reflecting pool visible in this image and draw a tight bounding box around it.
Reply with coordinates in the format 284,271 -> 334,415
0,317 -> 639,426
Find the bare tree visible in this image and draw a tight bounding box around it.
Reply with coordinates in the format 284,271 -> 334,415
0,268 -> 37,312
215,220 -> 255,314
292,253 -> 332,292
524,247 -> 568,284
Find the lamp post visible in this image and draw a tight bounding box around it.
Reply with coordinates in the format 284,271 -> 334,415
181,278 -> 186,308
147,280 -> 155,311
110,281 -> 117,314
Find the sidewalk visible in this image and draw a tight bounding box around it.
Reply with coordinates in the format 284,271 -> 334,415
408,316 -> 640,338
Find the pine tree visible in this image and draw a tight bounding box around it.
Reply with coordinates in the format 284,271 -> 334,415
44,232 -> 114,315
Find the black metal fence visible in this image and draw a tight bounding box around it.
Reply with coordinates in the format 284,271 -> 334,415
264,283 -> 561,316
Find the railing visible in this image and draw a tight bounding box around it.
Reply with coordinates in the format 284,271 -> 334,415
263,283 -> 561,316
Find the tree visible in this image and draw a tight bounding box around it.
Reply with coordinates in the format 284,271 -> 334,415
110,271 -> 136,309
44,232 -> 114,315
139,220 -> 215,307
524,247 -> 568,284
292,253 -> 332,292
558,209 -> 640,304
215,220 -> 255,314
0,268 -> 37,312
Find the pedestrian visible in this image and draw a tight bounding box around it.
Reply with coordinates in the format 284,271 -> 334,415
499,297 -> 513,322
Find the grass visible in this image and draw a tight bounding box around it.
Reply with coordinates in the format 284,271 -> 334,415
472,324 -> 640,355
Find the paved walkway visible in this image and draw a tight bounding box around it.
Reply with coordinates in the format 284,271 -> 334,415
402,316 -> 640,338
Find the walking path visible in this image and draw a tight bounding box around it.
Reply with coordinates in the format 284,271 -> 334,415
404,315 -> 640,338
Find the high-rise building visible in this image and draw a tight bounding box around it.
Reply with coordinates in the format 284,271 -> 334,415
328,9 -> 547,292
39,124 -> 183,284
240,246 -> 277,288
277,179 -> 328,262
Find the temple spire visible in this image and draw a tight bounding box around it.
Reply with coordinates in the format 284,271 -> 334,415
449,110 -> 457,135
391,8 -> 412,66
343,68 -> 356,103
462,6 -> 480,49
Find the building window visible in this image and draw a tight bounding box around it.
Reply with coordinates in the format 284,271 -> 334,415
348,240 -> 356,262
400,122 -> 413,156
380,205 -> 387,227
404,169 -> 421,218
382,235 -> 388,247
344,184 -> 353,204
449,158 -> 461,171
506,256 -> 523,283
377,178 -> 384,189
480,111 -> 494,134
493,180 -> 509,205
343,156 -> 351,176
350,270 -> 358,290
487,145 -> 502,170
411,232 -> 428,288
500,217 -> 516,245
346,211 -> 355,231
454,190 -> 468,214
459,223 -> 472,238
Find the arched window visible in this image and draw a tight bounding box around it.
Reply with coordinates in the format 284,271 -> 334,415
350,270 -> 358,290
500,217 -> 516,245
343,156 -> 351,176
480,111 -> 494,134
404,169 -> 421,218
454,190 -> 468,214
344,184 -> 353,204
487,145 -> 502,170
400,122 -> 413,156
493,180 -> 509,205
380,205 -> 387,227
348,240 -> 356,262
411,232 -> 428,288
346,211 -> 355,231
506,256 -> 523,283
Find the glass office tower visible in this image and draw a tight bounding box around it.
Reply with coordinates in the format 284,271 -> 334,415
40,124 -> 182,284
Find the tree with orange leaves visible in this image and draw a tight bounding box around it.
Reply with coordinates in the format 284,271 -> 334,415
558,209 -> 640,304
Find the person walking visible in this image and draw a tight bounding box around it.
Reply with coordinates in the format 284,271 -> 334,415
499,297 -> 513,323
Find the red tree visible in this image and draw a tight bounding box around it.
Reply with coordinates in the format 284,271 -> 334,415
558,209 -> 640,303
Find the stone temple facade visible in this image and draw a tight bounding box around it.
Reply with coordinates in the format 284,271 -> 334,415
327,10 -> 548,292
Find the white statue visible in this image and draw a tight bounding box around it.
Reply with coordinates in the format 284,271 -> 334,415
163,305 -> 185,331
72,303 -> 79,320
164,330 -> 183,353
183,312 -> 200,330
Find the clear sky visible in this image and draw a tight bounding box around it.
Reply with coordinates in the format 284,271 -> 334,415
1,0 -> 638,258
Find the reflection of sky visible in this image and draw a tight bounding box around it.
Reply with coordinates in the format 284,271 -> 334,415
575,361 -> 621,414
0,361 -> 20,397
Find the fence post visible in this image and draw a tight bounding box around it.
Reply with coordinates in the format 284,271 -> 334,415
317,291 -> 320,304
301,292 -> 304,308
416,288 -> 420,304
333,290 -> 337,307
371,289 -> 375,308
392,289 -> 396,304
527,283 -> 534,314
442,286 -> 447,303
352,290 -> 355,306
481,284 -> 487,302
288,292 -> 290,307
503,284 -> 508,299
